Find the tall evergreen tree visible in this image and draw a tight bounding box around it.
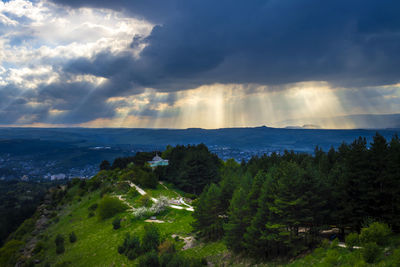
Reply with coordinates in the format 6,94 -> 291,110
369,133 -> 389,220
224,187 -> 250,252
344,137 -> 372,231
243,176 -> 273,258
387,135 -> 400,230
218,159 -> 241,213
192,184 -> 224,240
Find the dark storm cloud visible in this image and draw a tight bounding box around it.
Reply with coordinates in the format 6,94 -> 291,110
0,80 -> 118,124
55,0 -> 400,90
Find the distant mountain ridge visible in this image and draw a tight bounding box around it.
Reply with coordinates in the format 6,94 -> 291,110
0,126 -> 399,153
278,113 -> 400,129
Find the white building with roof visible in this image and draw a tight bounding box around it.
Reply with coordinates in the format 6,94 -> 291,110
148,154 -> 169,168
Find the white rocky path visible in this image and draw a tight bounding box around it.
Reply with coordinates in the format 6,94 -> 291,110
127,181 -> 194,212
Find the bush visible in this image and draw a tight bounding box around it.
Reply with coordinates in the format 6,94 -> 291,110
55,234 -> 65,254
138,251 -> 159,267
100,186 -> 112,197
320,239 -> 330,249
132,207 -> 153,219
97,196 -> 128,220
88,203 -> 98,211
161,254 -> 207,267
113,217 -> 121,230
323,249 -> 340,266
362,242 -> 381,263
359,222 -> 391,246
118,233 -> 141,260
141,224 -> 161,253
69,232 -> 77,243
115,182 -> 130,194
346,232 -> 359,250
390,248 -> 400,266
158,240 -> 175,255
139,195 -> 153,208
149,196 -> 169,214
330,238 -> 339,249
88,211 -> 95,218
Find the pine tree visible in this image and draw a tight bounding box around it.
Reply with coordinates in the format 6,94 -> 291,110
218,159 -> 241,213
369,133 -> 388,220
192,183 -> 224,240
99,160 -> 111,170
387,135 -> 400,230
224,187 -> 250,252
243,176 -> 273,258
344,137 -> 372,231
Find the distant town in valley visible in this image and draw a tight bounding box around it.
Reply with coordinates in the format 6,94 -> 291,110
0,127 -> 398,181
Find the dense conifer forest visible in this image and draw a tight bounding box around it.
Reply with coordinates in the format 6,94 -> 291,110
187,133 -> 400,259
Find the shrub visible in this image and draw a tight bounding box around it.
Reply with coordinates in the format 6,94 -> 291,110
88,203 -> 98,211
359,222 -> 391,246
361,242 -> 381,263
390,248 -> 400,266
118,233 -> 141,260
138,251 -> 159,267
69,232 -> 77,243
132,197 -> 168,219
141,224 -> 161,253
149,196 -> 169,214
139,195 -> 153,208
159,253 -> 174,267
55,234 -> 65,254
346,232 -> 359,250
320,239 -> 330,249
162,254 -> 207,267
113,217 -> 121,230
115,182 -> 130,194
100,186 -> 112,197
330,238 -> 339,249
88,211 -> 95,218
132,207 -> 152,219
323,249 -> 340,266
88,178 -> 101,191
97,196 -> 128,220
158,240 -> 175,255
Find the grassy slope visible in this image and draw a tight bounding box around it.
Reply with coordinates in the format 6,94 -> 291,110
38,185 -> 226,266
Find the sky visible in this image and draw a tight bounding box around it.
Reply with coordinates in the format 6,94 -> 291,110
0,0 -> 400,129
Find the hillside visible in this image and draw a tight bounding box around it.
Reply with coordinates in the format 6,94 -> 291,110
0,171 -> 226,267
2,138 -> 400,266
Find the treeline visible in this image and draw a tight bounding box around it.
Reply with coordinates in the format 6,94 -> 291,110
100,144 -> 221,195
98,151 -> 159,189
156,144 -> 221,195
192,133 -> 400,259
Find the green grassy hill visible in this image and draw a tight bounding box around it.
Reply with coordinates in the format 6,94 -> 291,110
0,171 -> 227,267
2,167 -> 400,266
